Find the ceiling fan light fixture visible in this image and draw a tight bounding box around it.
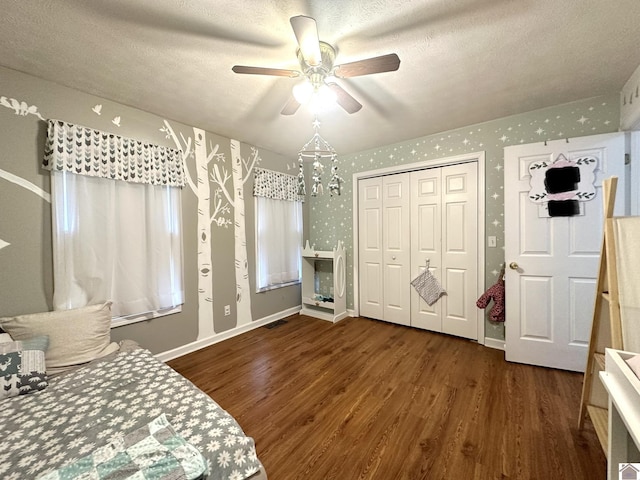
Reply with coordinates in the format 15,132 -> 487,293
308,84 -> 337,114
293,80 -> 314,104
232,15 -> 399,116
318,83 -> 337,103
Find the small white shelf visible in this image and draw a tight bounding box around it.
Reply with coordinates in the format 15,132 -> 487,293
300,240 -> 347,323
302,296 -> 334,309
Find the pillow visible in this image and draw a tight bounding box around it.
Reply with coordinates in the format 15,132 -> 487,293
0,302 -> 119,375
0,333 -> 12,344
0,335 -> 49,400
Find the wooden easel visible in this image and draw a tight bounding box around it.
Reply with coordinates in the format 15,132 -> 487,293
578,176 -> 623,455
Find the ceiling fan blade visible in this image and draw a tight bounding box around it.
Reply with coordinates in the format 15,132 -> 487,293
290,15 -> 322,67
232,65 -> 300,77
334,53 -> 400,78
327,82 -> 362,114
281,96 -> 302,115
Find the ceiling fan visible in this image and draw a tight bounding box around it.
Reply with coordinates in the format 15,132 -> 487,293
232,15 -> 401,115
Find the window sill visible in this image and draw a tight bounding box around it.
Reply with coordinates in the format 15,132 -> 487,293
256,280 -> 301,294
111,305 -> 183,328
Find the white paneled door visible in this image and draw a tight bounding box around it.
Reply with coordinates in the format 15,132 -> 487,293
410,168 -> 442,331
359,162 -> 478,340
358,174 -> 412,326
411,163 -> 478,339
441,163 -> 478,338
382,173 -> 411,325
358,177 -> 384,320
504,133 -> 626,371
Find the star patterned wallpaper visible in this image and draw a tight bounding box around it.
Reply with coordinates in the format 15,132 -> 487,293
307,93 -> 620,341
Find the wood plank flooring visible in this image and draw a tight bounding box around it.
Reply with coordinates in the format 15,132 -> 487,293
167,315 -> 606,480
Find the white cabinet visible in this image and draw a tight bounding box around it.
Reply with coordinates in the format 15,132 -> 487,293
301,240 -> 347,322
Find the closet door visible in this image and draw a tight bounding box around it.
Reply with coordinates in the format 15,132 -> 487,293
358,177 -> 384,320
440,162 -> 478,339
410,162 -> 478,339
382,173 -> 411,325
411,168 -> 443,331
359,164 -> 477,337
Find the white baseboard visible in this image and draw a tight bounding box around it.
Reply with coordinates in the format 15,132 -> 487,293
484,337 -> 505,351
156,305 -> 301,362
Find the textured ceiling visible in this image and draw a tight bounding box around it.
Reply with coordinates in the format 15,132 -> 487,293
1,0 -> 640,158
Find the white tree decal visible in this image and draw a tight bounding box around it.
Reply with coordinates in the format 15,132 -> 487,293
211,139 -> 260,326
0,95 -> 50,251
161,121 -> 232,338
0,168 -> 51,251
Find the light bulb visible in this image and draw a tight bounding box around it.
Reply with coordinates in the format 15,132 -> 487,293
308,84 -> 337,114
293,81 -> 313,104
318,84 -> 337,104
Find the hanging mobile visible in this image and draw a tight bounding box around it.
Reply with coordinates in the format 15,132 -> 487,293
296,117 -> 338,197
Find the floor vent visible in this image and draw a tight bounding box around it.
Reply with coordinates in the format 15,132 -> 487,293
264,319 -> 288,329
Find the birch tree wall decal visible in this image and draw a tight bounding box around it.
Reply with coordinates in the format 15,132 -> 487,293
0,168 -> 51,203
0,94 -> 50,251
212,140 -> 260,326
161,121 -> 232,338
0,168 -> 52,251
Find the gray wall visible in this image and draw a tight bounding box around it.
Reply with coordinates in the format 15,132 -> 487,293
0,66 -> 301,354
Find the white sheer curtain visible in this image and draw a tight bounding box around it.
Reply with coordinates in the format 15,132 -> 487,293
255,196 -> 302,290
51,171 -> 183,318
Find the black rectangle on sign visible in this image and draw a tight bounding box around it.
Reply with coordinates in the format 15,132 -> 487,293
548,199 -> 580,217
544,166 -> 580,194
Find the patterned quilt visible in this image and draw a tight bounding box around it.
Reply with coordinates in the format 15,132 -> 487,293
39,414 -> 207,480
0,348 -> 264,480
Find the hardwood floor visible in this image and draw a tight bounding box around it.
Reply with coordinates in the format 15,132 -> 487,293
168,315 -> 606,480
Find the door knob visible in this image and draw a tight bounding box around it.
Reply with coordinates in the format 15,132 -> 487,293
392,256 -> 397,260
509,262 -> 519,270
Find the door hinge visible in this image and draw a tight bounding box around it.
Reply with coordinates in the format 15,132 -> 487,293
625,153 -> 631,165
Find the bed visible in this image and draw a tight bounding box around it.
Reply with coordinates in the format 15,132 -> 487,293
0,303 -> 268,480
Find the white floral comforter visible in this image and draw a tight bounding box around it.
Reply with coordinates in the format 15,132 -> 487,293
0,348 -> 264,480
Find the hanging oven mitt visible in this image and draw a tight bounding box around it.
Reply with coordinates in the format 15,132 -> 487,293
411,268 -> 446,306
476,278 -> 505,322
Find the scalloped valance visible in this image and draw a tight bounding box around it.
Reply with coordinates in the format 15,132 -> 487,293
43,119 -> 185,187
253,167 -> 304,202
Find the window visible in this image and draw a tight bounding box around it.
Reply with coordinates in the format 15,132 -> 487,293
253,168 -> 303,292
255,196 -> 302,291
44,120 -> 184,326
